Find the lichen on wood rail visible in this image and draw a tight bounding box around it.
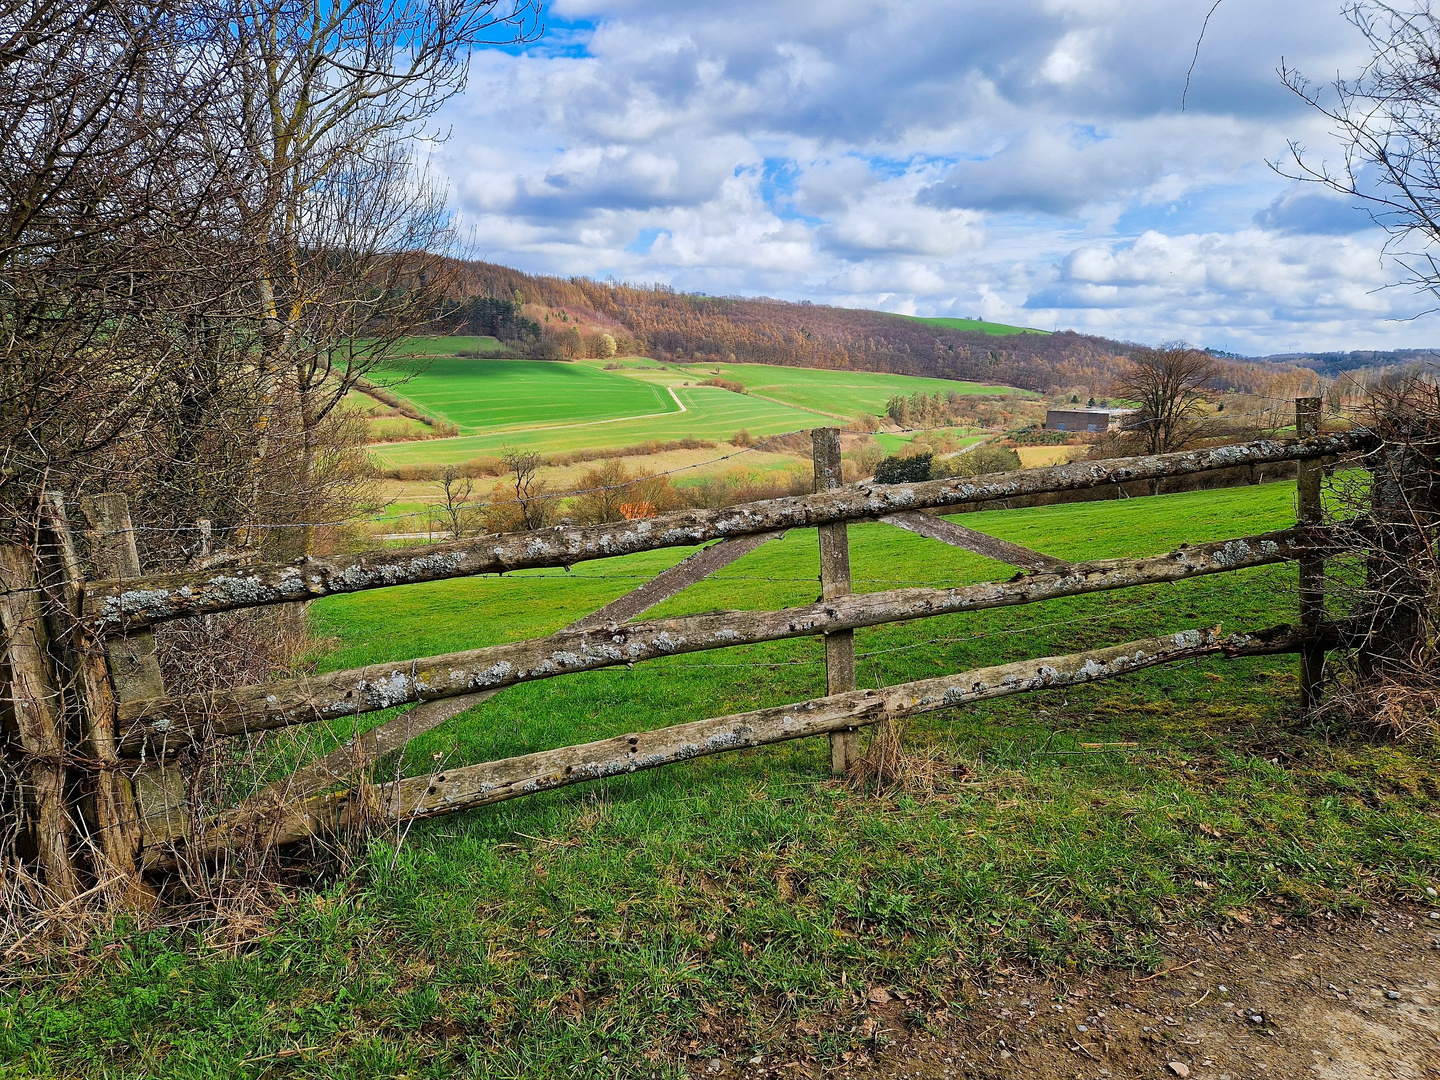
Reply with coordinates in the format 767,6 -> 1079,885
84,431 -> 1372,634
115,528 -> 1310,755
144,623 -> 1311,862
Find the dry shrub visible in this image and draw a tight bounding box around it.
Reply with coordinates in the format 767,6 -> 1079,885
1342,680 -> 1440,741
1314,377 -> 1440,741
679,466 -> 811,509
847,720 -> 974,798
568,460 -> 681,524
761,430 -> 819,457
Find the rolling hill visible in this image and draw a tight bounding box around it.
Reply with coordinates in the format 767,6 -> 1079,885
431,259 -> 1324,401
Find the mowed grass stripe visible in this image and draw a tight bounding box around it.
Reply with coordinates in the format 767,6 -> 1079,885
373,357 -> 676,434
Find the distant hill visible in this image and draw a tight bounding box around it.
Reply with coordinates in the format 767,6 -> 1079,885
1255,348 -> 1440,378
440,259 -> 1322,398
903,315 -> 1049,337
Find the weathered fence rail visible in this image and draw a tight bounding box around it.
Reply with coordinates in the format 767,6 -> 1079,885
83,428 -> 1371,633
3,404 -> 1406,905
115,527 -> 1311,754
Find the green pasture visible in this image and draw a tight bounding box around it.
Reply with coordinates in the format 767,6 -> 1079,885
872,429 -> 984,455
370,384 -> 823,465
904,315 -> 1049,336
387,335 -> 508,357
365,348 -> 1041,468
9,481 -> 1438,1079
370,357 -> 676,435
663,361 -> 1028,418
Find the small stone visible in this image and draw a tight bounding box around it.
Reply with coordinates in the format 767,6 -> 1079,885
1169,1064 -> 1191,1078
1429,911 -> 1440,920
1076,1024 -> 1089,1033
707,1060 -> 724,1074
1218,985 -> 1229,993
1386,990 -> 1402,1000
1426,887 -> 1437,897
748,1056 -> 763,1066
1249,1012 -> 1265,1024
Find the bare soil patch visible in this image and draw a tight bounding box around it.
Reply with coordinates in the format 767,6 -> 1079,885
694,907 -> 1440,1080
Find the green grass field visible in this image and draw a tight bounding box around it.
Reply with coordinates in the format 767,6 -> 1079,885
370,383 -> 824,465
904,315 -> 1049,336
372,357 -> 677,435
872,429 -> 984,455
9,482 -> 1437,1078
367,354 -> 1033,467
387,335 -> 508,357
666,361 -> 1026,418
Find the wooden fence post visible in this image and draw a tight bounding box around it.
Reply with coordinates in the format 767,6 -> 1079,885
80,494 -> 185,846
1296,398 -> 1325,712
812,428 -> 858,775
0,545 -> 81,901
37,493 -> 146,899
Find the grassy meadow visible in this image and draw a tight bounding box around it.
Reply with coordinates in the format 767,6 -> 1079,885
371,357 -> 680,435
387,335 -> 509,357
903,315 -> 1049,336
362,353 -> 1037,468
8,482 -> 1438,1079
664,361 -> 1026,418
370,384 -> 823,465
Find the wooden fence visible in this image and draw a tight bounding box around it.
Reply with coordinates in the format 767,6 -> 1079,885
0,401 -> 1398,905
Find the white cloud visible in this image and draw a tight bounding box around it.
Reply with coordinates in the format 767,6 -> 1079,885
429,0 -> 1439,351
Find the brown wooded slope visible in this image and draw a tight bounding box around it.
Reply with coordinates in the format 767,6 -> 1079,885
446,260 -> 1322,397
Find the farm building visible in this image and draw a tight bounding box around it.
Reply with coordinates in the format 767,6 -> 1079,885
1042,408 -> 1129,432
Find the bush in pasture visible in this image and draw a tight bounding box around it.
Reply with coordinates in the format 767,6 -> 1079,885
569,460 -> 680,524
873,453 -> 934,484
842,438 -> 886,483
931,445 -> 1022,478
679,466 -> 811,509
758,431 -> 818,458
846,412 -> 881,432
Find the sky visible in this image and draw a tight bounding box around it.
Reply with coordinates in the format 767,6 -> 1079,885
435,0 -> 1435,355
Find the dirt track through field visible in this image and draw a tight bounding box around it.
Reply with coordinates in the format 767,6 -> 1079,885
694,907 -> 1440,1080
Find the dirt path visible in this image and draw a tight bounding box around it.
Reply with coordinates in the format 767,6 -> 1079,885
698,907 -> 1440,1080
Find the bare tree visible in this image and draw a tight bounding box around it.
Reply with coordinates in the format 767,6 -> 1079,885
1281,2 -> 1440,308
212,0 -> 541,553
499,446 -> 551,529
1113,344 -> 1218,455
0,0 -> 266,543
437,465 -> 474,537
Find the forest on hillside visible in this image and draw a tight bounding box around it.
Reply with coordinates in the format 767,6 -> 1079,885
443,260 -> 1324,399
